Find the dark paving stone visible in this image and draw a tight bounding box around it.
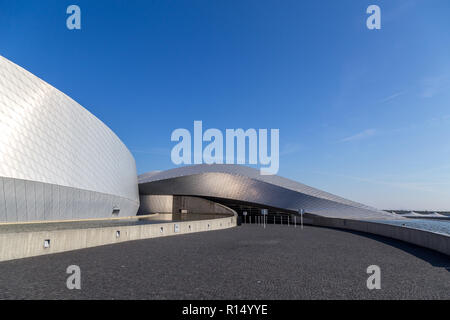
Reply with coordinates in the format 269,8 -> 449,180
0,224 -> 449,299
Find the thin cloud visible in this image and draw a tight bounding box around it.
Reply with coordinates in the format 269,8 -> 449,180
339,129 -> 376,143
379,90 -> 407,104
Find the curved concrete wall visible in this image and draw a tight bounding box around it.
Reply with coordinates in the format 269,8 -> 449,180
0,215 -> 237,262
138,194 -> 236,216
310,216 -> 450,256
138,195 -> 173,214
0,56 -> 139,222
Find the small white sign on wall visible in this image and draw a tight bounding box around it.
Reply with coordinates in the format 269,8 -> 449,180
174,224 -> 180,233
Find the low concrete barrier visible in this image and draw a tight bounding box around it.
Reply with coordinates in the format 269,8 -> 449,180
310,216 -> 450,256
0,215 -> 237,262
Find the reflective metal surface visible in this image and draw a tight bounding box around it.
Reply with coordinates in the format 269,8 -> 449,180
0,56 -> 139,222
139,164 -> 398,220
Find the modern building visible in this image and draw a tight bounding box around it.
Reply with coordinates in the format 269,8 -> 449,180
1,55 -> 448,258
0,55 -> 139,223
0,54 -> 395,224
138,164 -> 396,220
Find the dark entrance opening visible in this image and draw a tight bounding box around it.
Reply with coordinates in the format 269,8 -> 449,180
201,196 -> 298,225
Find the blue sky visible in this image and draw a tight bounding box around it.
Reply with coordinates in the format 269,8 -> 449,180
1,0 -> 450,210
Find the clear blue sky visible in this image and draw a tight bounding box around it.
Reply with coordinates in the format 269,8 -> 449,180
1,0 -> 450,210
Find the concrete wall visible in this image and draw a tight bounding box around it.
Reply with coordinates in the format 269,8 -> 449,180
310,216 -> 450,256
172,196 -> 236,215
138,195 -> 236,216
138,195 -> 173,214
0,215 -> 237,262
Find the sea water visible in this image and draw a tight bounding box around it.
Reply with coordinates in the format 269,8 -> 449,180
369,219 -> 450,236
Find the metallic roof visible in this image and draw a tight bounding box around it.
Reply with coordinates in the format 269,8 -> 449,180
139,164 -> 397,220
